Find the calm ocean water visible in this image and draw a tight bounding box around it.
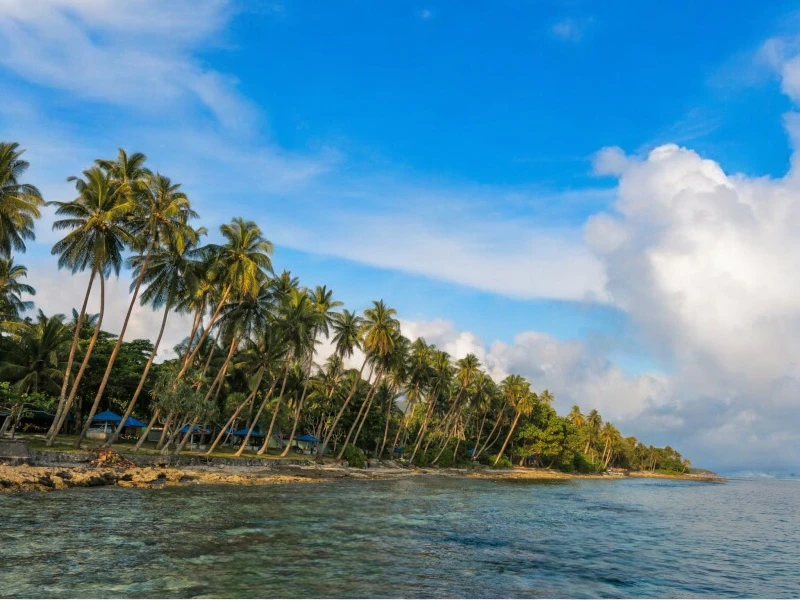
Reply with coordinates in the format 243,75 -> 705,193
1,476 -> 798,598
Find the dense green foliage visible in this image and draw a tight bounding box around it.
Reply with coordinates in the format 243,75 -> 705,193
341,445 -> 366,469
0,142 -> 692,473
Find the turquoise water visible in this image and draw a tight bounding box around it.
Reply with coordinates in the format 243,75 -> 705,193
1,476 -> 798,598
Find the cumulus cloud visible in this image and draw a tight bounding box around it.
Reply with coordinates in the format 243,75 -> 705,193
584,137 -> 800,470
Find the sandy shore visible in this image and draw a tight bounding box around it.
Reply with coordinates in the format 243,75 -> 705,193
0,460 -> 722,493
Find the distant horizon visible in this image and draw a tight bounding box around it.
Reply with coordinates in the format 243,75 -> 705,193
2,0 -> 800,471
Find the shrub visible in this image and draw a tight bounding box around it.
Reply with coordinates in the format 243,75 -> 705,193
571,452 -> 604,474
341,445 -> 366,469
490,454 -> 513,469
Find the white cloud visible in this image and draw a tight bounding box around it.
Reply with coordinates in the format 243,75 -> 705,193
0,0 -> 255,130
417,8 -> 433,21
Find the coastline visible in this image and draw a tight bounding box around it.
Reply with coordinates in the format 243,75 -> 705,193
0,451 -> 724,493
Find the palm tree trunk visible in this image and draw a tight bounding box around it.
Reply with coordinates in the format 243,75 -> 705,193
410,396 -> 437,462
173,416 -> 200,455
337,365 -> 379,459
161,414 -> 187,454
182,308 -> 203,367
105,305 -> 170,447
48,268 -> 96,438
433,404 -> 471,466
177,285 -> 231,379
350,380 -> 380,451
257,358 -> 292,456
156,412 -> 175,450
207,367 -> 264,455
377,391 -> 396,459
279,350 -> 315,457
390,387 -> 419,459
133,408 -> 160,451
316,355 -> 369,460
203,337 -> 237,404
200,325 -> 223,380
47,272 -> 105,446
76,248 -> 153,448
235,376 -> 278,456
475,400 -> 507,459
472,406 -> 489,460
494,411 -> 521,466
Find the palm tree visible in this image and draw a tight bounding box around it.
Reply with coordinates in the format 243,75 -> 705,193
567,405 -> 584,428
377,334 -> 410,458
177,217 -> 273,378
278,285 -> 341,457
332,301 -> 399,459
493,375 -> 536,466
410,348 -> 453,462
0,257 -> 34,331
259,287 -> 317,455
0,142 -> 44,257
430,353 -> 481,464
315,309 -> 365,459
585,409 -> 603,458
77,172 -> 198,447
47,167 -> 131,444
106,228 -> 206,447
390,338 -> 432,457
0,311 -> 70,395
232,325 -> 287,456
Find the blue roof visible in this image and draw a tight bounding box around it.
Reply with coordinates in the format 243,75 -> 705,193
178,425 -> 208,434
92,409 -> 122,423
233,427 -> 265,437
91,410 -> 146,427
124,416 -> 147,428
294,434 -> 319,442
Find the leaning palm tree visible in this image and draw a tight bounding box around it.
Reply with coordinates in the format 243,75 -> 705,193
278,286 -> 340,457
0,142 -> 44,257
77,172 -> 198,447
334,300 -> 400,459
315,309 -> 365,459
0,257 -> 34,332
177,217 -> 273,379
105,227 -> 206,447
493,375 -> 536,466
429,353 -> 482,464
258,287 -> 317,455
46,166 -> 132,444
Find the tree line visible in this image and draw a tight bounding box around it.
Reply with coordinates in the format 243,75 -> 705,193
0,141 -> 691,473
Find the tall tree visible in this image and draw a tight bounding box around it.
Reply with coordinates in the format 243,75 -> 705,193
177,217 -> 273,378
76,167 -> 199,447
105,228 -> 206,447
46,166 -> 130,444
493,375 -> 536,466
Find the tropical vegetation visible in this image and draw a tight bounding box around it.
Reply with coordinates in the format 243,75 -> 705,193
0,142 -> 692,474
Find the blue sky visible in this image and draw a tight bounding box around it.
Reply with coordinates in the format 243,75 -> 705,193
3,0 -> 800,470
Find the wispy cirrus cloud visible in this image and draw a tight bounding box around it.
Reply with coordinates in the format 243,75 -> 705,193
0,0 -> 255,131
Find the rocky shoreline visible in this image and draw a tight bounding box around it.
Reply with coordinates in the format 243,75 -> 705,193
0,441 -> 722,493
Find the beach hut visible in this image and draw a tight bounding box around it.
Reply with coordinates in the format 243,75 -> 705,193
178,424 -> 211,451
292,433 -> 319,454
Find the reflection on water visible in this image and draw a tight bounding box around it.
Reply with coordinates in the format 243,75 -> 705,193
1,476 -> 799,598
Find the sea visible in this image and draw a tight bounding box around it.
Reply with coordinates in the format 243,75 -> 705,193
1,476 -> 798,598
